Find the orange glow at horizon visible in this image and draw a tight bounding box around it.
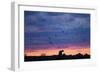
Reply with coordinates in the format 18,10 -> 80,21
24,48 -> 90,56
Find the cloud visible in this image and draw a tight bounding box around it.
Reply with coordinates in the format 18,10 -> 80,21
24,11 -> 90,49
24,11 -> 90,33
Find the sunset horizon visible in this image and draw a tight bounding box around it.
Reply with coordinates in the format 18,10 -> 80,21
24,11 -> 90,61
25,47 -> 90,56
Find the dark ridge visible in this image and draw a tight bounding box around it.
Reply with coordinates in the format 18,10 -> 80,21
24,50 -> 90,62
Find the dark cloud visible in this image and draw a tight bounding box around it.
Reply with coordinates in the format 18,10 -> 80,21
24,11 -> 90,49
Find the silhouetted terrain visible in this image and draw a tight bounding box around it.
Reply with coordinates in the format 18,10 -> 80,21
24,50 -> 90,62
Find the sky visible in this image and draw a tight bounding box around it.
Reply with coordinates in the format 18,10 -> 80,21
24,11 -> 90,56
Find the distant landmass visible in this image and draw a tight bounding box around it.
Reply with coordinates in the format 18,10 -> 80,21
24,50 -> 90,62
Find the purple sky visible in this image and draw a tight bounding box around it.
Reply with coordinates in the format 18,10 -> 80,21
24,11 -> 90,50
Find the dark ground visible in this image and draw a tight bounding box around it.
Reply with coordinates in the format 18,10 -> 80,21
24,53 -> 90,62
